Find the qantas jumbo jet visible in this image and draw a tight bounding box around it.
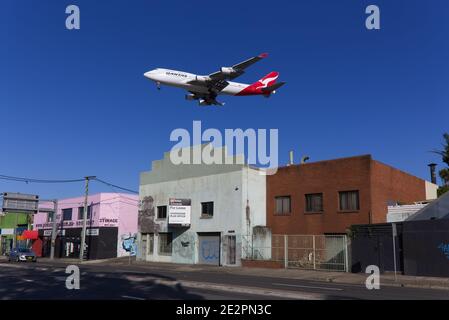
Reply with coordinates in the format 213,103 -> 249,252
144,53 -> 285,106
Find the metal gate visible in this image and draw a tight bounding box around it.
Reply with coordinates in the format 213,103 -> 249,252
287,235 -> 348,271
198,233 -> 220,265
244,234 -> 349,272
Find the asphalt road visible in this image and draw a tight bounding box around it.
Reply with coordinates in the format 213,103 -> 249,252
1,260 -> 448,300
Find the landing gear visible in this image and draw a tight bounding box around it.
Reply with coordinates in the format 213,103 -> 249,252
156,81 -> 161,90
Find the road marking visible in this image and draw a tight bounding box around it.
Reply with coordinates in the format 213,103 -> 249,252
23,279 -> 34,282
121,295 -> 145,300
272,282 -> 343,291
36,267 -> 48,271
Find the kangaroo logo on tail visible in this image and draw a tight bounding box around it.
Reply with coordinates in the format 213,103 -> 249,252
255,72 -> 279,90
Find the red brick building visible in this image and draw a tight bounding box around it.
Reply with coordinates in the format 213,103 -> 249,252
267,155 -> 436,235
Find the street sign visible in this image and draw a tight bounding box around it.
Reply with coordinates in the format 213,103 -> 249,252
2,192 -> 39,214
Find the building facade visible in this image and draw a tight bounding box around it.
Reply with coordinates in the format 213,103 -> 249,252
267,155 -> 438,235
137,146 -> 267,266
32,193 -> 138,259
0,212 -> 31,255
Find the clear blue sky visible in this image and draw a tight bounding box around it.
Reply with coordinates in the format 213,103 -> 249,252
1,0 -> 448,199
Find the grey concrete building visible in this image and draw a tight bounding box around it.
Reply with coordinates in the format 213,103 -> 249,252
137,145 -> 268,266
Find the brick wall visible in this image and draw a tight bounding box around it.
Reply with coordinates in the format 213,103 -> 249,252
267,155 -> 428,235
267,155 -> 372,235
370,160 -> 426,224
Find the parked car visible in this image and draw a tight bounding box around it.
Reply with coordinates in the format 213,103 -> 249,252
8,248 -> 37,262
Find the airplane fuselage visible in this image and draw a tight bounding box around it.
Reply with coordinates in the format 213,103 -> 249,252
144,68 -> 251,96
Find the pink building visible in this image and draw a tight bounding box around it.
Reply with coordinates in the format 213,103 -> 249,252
32,193 -> 138,259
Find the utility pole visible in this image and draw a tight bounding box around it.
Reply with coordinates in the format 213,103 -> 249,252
50,199 -> 58,260
80,176 -> 96,262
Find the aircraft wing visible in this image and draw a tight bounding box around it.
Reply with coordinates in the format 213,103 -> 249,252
208,53 -> 268,81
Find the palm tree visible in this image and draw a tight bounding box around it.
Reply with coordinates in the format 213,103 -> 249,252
433,133 -> 449,196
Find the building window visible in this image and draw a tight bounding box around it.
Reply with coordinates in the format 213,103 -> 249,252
47,212 -> 55,223
305,193 -> 324,213
201,202 -> 214,218
77,206 -> 92,220
157,206 -> 167,219
339,191 -> 360,211
158,233 -> 172,256
62,208 -> 72,221
275,196 -> 291,214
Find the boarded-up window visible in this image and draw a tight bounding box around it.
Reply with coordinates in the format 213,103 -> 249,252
158,233 -> 172,255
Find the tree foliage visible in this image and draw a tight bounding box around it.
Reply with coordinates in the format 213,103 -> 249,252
434,133 -> 449,196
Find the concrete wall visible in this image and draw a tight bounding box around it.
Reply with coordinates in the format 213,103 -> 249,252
425,181 -> 438,200
138,146 -> 267,266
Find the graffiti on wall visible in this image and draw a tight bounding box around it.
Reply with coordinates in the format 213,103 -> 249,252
121,233 -> 137,256
200,240 -> 220,262
438,243 -> 449,259
173,232 -> 195,260
138,196 -> 160,234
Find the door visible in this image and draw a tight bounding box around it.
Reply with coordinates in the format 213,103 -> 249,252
198,233 -> 220,265
226,235 -> 236,265
141,234 -> 147,259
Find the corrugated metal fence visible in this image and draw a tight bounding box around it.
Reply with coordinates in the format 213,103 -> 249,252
243,234 -> 349,272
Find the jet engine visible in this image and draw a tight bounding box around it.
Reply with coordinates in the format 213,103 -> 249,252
220,67 -> 237,75
195,75 -> 211,83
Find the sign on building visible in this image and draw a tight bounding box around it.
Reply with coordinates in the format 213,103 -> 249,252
168,198 -> 191,226
86,228 -> 99,236
43,229 -> 66,237
2,193 -> 39,214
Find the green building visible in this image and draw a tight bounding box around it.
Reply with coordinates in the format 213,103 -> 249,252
0,212 -> 31,255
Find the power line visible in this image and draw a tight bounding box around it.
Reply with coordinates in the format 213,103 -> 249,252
0,174 -> 139,195
0,174 -> 84,184
93,178 -> 139,194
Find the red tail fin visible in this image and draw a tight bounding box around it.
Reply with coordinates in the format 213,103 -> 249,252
236,72 -> 280,96
254,72 -> 279,89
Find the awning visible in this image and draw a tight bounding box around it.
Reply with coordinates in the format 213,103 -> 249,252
22,230 -> 39,240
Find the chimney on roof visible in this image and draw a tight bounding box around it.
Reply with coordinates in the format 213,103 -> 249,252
428,163 -> 437,184
288,150 -> 294,166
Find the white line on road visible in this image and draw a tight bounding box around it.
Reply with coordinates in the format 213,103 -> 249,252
121,295 -> 145,300
272,282 -> 344,291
